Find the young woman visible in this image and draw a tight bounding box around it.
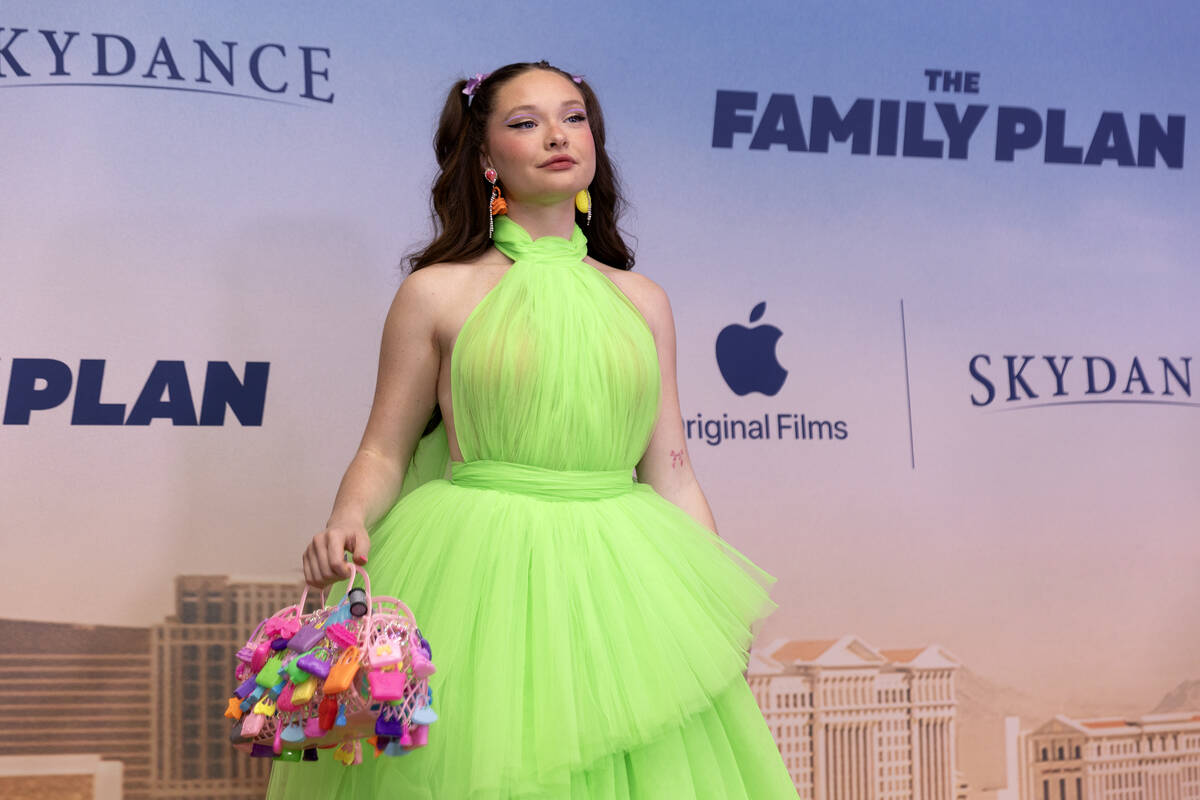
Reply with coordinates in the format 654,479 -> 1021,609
268,61 -> 797,799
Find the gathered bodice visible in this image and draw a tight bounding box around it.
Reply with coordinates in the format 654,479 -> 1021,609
448,216 -> 661,472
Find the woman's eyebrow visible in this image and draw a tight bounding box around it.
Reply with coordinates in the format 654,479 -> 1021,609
501,99 -> 586,121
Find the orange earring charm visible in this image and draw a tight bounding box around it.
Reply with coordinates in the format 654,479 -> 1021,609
485,167 -> 507,239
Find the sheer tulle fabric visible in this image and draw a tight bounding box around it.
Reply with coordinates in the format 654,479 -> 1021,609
267,217 -> 795,798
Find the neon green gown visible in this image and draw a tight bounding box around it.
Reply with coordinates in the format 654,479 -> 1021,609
266,216 -> 796,799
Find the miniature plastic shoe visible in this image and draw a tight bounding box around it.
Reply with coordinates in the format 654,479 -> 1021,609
333,742 -> 356,766
325,623 -> 358,650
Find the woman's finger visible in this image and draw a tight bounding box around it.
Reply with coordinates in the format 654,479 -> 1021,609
348,529 -> 370,564
327,533 -> 351,579
313,533 -> 335,585
302,547 -> 317,588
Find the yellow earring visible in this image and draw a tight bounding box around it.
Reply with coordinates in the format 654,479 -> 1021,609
575,189 -> 591,225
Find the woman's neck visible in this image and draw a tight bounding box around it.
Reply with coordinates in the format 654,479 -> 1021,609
503,198 -> 577,241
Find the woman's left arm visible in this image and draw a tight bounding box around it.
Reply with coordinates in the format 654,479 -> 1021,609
631,276 -> 720,537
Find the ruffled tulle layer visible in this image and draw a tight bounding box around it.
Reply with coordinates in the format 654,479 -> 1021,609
267,477 -> 792,798
267,673 -> 797,799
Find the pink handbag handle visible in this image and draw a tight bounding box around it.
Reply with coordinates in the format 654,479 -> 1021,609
318,559 -> 372,612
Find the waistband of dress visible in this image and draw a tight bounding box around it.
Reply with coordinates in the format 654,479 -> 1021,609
449,459 -> 635,501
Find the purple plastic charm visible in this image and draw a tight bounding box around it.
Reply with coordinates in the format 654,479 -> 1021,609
234,676 -> 258,699
287,623 -> 325,653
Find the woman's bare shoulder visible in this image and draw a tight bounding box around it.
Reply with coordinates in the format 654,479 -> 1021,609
389,253 -> 511,346
395,252 -> 506,305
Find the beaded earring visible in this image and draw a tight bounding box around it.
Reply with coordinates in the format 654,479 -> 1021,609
575,188 -> 591,226
485,167 -> 507,238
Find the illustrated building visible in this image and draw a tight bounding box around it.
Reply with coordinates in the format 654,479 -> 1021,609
150,575 -> 303,799
1,576 -> 310,800
1019,712 -> 1200,800
0,618 -> 153,800
747,635 -> 960,800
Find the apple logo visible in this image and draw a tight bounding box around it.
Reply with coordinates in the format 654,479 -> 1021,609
715,301 -> 787,396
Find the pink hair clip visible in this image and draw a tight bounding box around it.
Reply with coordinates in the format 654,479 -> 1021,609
571,74 -> 584,84
463,72 -> 491,97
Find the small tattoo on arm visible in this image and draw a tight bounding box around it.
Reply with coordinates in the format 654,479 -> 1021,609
670,449 -> 684,468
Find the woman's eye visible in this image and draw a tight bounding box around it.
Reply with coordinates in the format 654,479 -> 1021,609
508,120 -> 535,129
567,113 -> 587,123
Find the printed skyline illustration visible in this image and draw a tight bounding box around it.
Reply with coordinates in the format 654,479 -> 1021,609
4,573 -> 1199,799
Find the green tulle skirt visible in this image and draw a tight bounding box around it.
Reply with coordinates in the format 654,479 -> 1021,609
268,218 -> 795,797
266,462 -> 796,799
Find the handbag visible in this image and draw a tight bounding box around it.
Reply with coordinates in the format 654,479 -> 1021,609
225,564 -> 439,763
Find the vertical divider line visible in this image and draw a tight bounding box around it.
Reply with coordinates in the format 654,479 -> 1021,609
901,299 -> 916,470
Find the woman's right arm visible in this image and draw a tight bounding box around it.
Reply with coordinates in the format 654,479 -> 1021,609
302,268 -> 445,588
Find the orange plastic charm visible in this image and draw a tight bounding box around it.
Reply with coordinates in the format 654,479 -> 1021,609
224,697 -> 244,720
323,646 -> 361,695
491,185 -> 508,217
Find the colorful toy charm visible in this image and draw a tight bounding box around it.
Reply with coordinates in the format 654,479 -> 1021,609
225,564 -> 438,764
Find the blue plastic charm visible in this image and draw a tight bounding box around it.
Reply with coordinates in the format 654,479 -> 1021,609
411,706 -> 438,725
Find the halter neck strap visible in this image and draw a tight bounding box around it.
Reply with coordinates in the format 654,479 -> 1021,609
492,215 -> 588,263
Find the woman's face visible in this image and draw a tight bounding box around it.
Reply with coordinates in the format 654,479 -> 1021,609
483,69 -> 596,207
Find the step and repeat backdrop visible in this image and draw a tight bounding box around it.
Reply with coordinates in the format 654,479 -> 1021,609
1,2 -> 1196,799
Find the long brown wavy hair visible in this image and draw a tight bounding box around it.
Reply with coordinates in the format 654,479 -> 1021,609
405,61 -> 634,274
406,61 -> 636,437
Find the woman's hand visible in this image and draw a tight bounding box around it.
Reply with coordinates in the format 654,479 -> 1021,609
302,524 -> 370,588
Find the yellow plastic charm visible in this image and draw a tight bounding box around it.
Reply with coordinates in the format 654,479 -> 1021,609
252,697 -> 277,717
291,675 -> 318,704
334,742 -> 356,766
574,188 -> 590,214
